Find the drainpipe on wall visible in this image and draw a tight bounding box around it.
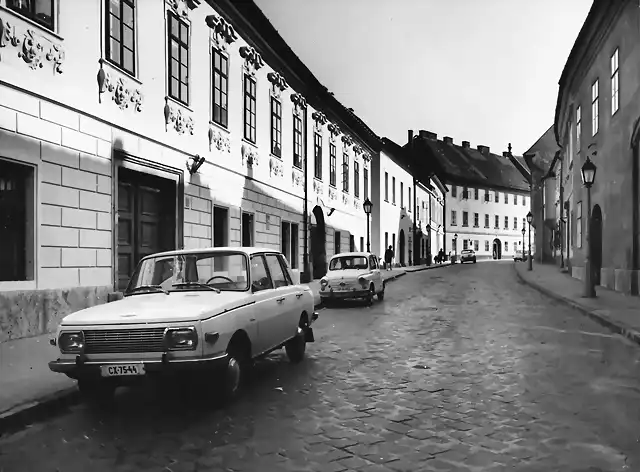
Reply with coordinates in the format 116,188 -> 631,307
302,106 -> 310,283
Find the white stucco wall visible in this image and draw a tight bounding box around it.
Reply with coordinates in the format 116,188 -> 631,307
446,184 -> 531,259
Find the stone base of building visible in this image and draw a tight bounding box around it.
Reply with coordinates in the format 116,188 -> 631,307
0,286 -> 112,343
569,266 -> 640,296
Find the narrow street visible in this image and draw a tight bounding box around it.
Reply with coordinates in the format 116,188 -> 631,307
2,263 -> 640,472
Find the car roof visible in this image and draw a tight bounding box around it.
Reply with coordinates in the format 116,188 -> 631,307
142,246 -> 282,260
330,251 -> 375,259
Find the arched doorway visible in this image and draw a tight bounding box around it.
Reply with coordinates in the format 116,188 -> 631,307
493,238 -> 502,260
399,229 -> 406,266
310,206 -> 327,279
591,204 -> 603,285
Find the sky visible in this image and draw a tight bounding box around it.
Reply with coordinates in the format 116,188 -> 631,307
253,0 -> 593,156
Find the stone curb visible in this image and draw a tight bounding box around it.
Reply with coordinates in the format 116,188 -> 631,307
513,263 -> 640,347
0,386 -> 80,437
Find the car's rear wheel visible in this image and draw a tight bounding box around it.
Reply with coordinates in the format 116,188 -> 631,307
285,316 -> 308,364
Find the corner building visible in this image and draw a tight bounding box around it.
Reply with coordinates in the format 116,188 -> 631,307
0,0 -> 378,342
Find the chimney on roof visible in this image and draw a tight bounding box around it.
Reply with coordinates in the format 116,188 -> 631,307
462,140 -> 470,149
407,129 -> 414,145
419,130 -> 437,140
477,145 -> 490,155
502,151 -> 509,157
443,136 -> 453,145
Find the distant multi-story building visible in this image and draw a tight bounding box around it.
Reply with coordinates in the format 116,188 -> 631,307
0,0 -> 380,342
411,131 -> 531,260
553,0 -> 640,295
371,137 -> 445,266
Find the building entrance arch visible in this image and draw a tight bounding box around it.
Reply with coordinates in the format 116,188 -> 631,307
493,238 -> 502,260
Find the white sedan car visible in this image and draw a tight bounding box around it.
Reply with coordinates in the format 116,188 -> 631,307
319,252 -> 385,305
49,247 -> 318,404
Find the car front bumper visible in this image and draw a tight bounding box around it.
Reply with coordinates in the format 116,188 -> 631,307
320,288 -> 370,299
460,257 -> 475,262
48,352 -> 230,379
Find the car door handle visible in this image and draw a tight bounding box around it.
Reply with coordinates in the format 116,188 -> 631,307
276,297 -> 285,302
296,293 -> 303,299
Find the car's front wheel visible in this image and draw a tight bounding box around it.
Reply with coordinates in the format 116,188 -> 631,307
219,339 -> 251,402
285,316 -> 307,363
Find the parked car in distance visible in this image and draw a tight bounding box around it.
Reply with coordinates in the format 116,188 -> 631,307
319,252 -> 385,305
513,249 -> 528,262
48,247 -> 318,405
460,249 -> 477,264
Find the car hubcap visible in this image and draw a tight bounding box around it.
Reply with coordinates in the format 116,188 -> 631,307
227,357 -> 241,393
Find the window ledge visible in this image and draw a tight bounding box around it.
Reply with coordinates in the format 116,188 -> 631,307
209,120 -> 230,134
100,58 -> 141,86
242,138 -> 258,150
314,177 -> 323,183
0,280 -> 36,292
166,95 -> 193,113
0,5 -> 64,42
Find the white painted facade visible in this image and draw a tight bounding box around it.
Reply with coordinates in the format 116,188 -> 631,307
371,148 -> 445,266
446,185 -> 533,260
0,0 -> 375,340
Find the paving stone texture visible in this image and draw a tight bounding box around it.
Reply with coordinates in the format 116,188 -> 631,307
1,262 -> 639,471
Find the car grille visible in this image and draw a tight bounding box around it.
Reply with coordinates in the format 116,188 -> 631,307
84,328 -> 166,354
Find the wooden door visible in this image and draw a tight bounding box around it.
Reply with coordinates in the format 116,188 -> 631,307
0,160 -> 27,281
117,169 -> 172,291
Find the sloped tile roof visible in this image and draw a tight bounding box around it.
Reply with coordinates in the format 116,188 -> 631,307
525,125 -> 559,174
407,138 -> 530,192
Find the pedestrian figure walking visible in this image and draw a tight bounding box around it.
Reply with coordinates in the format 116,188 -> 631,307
384,245 -> 394,270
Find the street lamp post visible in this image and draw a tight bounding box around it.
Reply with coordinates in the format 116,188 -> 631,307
454,233 -> 458,263
526,211 -> 533,271
521,226 -> 525,262
363,198 -> 373,252
581,155 -> 597,297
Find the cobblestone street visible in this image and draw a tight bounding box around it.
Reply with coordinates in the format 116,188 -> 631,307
2,263 -> 640,471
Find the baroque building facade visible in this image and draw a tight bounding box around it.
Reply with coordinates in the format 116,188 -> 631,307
0,0 -> 378,342
553,0 -> 640,295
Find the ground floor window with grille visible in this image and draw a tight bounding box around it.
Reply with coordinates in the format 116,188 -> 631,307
334,231 -> 341,254
505,241 -> 509,252
0,159 -> 35,282
474,240 -> 479,251
349,234 -> 355,252
463,240 -> 468,250
280,221 -> 299,269
485,240 -> 489,251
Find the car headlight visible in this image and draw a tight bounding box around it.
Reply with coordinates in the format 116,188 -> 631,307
165,327 -> 198,351
58,331 -> 85,354
320,278 -> 328,288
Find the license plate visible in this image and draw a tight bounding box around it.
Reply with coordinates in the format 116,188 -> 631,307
101,364 -> 145,377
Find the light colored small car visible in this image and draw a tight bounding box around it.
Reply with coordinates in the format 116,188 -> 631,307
319,252 -> 385,304
460,249 -> 477,263
49,247 -> 318,404
513,249 -> 528,262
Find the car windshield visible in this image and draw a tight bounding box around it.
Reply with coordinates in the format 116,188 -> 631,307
329,256 -> 368,271
128,252 -> 249,293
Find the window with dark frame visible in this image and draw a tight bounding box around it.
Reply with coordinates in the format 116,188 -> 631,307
611,48 -> 619,115
591,79 -> 599,136
474,213 -> 479,227
243,75 -> 257,143
7,0 -> 54,31
364,167 -> 369,200
384,172 -> 388,201
342,152 -> 349,192
451,185 -> 457,197
462,211 -> 468,227
354,160 -> 360,198
495,215 -> 499,228
504,216 -> 508,229
329,143 -> 337,187
314,132 -> 322,179
392,177 -> 396,204
168,12 -> 189,105
212,49 -> 228,128
270,97 -> 282,157
293,115 -> 303,168
0,159 -> 32,282
106,0 -> 136,75
494,191 -> 499,203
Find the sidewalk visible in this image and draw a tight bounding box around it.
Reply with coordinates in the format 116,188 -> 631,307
514,261 -> 640,346
0,262 -> 449,434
